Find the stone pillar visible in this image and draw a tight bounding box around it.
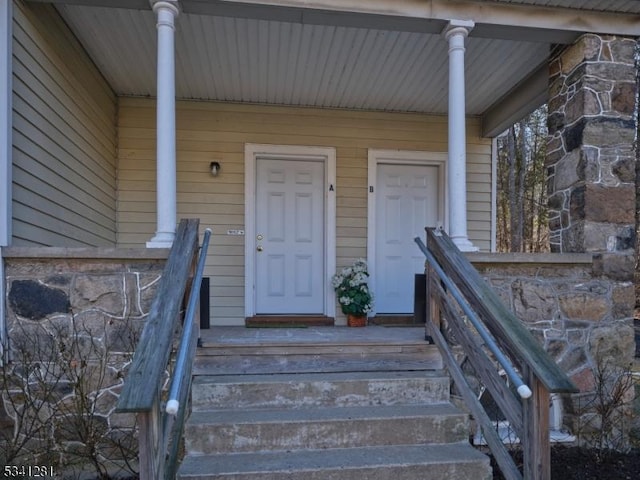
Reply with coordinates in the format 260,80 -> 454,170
443,20 -> 477,252
147,0 -> 180,248
547,34 -> 637,256
546,35 -> 637,431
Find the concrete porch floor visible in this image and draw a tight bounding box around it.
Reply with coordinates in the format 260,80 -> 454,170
199,325 -> 428,347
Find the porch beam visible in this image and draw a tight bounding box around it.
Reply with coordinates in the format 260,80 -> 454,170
147,0 -> 180,248
481,61 -> 549,138
28,0 -> 640,39
214,0 -> 640,38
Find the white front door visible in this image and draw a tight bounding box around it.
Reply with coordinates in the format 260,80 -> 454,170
254,158 -> 325,314
375,163 -> 440,313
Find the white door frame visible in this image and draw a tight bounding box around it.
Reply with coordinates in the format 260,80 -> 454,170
367,149 -> 447,316
245,144 -> 336,318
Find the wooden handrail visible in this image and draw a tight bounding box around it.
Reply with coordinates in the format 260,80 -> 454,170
164,227 -> 212,480
417,228 -> 578,480
166,227 -> 212,416
415,236 -> 532,399
425,228 -> 576,394
116,218 -> 201,479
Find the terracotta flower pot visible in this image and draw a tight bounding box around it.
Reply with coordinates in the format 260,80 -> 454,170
347,314 -> 367,327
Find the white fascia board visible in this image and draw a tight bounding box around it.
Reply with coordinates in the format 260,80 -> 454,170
210,0 -> 640,37
29,0 -> 640,37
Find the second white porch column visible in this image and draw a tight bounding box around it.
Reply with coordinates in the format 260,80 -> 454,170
147,0 -> 179,248
444,20 -> 477,252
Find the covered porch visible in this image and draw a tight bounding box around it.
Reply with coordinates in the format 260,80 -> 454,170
1,1 -> 639,477
3,0 -> 638,328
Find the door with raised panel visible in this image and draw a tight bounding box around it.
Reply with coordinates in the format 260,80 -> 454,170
254,158 -> 325,314
375,163 -> 440,313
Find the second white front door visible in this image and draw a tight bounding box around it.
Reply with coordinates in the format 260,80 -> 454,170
254,158 -> 325,314
374,163 -> 441,314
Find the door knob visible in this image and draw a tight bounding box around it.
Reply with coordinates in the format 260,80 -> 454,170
257,245 -> 263,252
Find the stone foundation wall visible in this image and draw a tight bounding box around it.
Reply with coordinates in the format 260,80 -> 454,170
1,248 -> 167,473
472,253 -> 636,445
2,247 -> 636,459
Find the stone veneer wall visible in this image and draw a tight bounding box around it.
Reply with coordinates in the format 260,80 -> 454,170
544,33 -> 637,443
1,248 -> 167,471
0,246 -> 636,455
471,253 -> 636,441
547,34 -> 637,255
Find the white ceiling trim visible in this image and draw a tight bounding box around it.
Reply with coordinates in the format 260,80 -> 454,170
58,6 -> 551,118
44,0 -> 640,136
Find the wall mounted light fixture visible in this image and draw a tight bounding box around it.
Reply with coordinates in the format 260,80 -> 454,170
210,161 -> 221,176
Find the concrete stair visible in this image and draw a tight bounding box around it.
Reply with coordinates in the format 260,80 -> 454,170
177,327 -> 492,479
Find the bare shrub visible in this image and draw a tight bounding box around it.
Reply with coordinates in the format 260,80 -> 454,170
572,349 -> 635,459
0,313 -> 141,479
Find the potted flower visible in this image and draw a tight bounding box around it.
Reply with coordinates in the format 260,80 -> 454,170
331,259 -> 373,327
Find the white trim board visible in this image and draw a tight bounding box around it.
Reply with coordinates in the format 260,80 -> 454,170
491,137 -> 498,252
244,144 -> 336,319
367,149 -> 447,316
0,0 -> 12,361
0,0 -> 10,246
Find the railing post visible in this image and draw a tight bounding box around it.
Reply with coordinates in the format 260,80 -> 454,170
522,365 -> 551,480
116,219 -> 202,479
425,262 -> 440,340
417,228 -> 577,480
138,398 -> 164,480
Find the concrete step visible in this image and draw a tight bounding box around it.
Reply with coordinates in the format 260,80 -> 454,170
177,444 -> 492,480
196,341 -> 433,356
198,326 -> 430,353
185,403 -> 469,454
179,327 -> 489,480
191,370 -> 450,411
194,352 -> 441,375
195,326 -> 441,374
195,326 -> 442,375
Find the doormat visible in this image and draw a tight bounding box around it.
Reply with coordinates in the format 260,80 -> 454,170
370,315 -> 420,326
245,315 -> 334,327
246,323 -> 308,328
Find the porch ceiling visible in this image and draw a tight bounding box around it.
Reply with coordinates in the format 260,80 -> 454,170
43,1 -> 640,137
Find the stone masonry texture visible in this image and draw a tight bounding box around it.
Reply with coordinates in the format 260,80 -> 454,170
547,34 -> 637,255
475,256 -> 636,445
1,252 -> 166,470
539,32 -> 637,443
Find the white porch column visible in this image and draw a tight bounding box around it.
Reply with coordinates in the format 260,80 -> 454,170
443,20 -> 477,252
147,0 -> 180,248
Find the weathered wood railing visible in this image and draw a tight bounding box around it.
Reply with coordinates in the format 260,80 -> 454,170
116,218 -> 205,480
164,226 -> 211,479
415,228 -> 578,480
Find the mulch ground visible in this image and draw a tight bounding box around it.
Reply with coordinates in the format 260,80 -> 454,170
491,446 -> 640,480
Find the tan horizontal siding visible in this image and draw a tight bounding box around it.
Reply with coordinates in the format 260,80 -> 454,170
11,2 -> 117,247
117,99 -> 492,324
